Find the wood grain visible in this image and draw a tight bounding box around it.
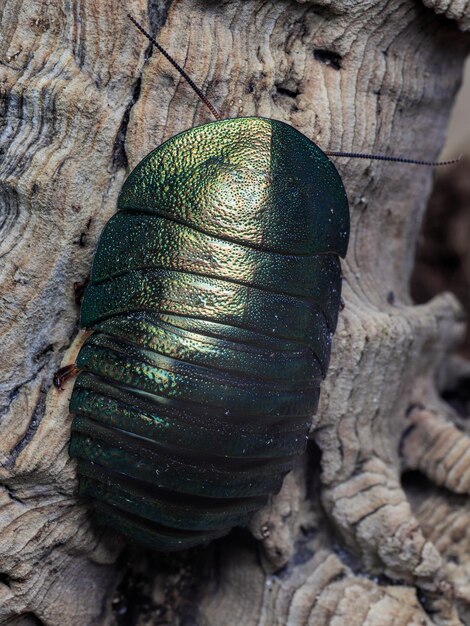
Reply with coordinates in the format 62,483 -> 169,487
1,0 -> 470,623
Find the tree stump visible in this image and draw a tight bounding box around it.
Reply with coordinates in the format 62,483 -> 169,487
1,1 -> 470,624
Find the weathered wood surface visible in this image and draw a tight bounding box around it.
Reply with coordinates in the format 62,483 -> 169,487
1,0 -> 470,624
412,158 -> 470,359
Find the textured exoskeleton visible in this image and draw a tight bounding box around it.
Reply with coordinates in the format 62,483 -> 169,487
69,116 -> 350,551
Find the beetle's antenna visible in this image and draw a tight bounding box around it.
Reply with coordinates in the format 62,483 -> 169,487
325,151 -> 462,167
127,13 -> 221,121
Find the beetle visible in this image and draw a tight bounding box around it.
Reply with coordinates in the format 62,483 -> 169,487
54,14 -> 458,552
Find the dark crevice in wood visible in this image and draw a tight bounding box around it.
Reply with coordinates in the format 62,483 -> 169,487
112,1 -> 173,172
313,48 -> 342,70
442,376 -> 470,419
402,469 -> 470,506
3,483 -> 25,504
112,76 -> 143,172
398,422 -> 417,458
411,158 -> 470,358
5,374 -> 48,468
305,438 -> 322,501
275,84 -> 300,99
9,613 -> 46,626
112,538 -> 224,626
148,0 -> 174,36
3,372 -> 37,416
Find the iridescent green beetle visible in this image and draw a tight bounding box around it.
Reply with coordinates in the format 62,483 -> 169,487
68,114 -> 348,550
55,15 -> 455,551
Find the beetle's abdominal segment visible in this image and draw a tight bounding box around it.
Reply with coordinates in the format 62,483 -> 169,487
127,14 -> 221,121
325,150 -> 462,167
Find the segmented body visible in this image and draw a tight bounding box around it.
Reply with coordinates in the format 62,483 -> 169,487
69,117 -> 349,551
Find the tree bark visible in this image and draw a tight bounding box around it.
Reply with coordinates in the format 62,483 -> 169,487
1,1 -> 470,624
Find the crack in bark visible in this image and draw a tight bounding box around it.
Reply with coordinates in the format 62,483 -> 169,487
1,371 -> 37,417
313,48 -> 342,70
403,469 -> 470,504
112,76 -> 143,172
112,1 -> 174,173
5,372 -> 48,469
1,482 -> 25,504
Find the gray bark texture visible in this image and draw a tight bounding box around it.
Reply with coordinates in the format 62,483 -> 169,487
1,0 -> 470,624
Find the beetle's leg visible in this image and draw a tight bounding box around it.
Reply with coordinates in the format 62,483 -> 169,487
74,275 -> 90,306
53,364 -> 80,390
